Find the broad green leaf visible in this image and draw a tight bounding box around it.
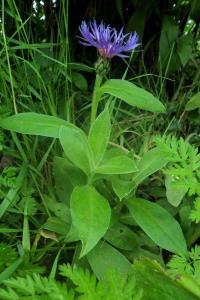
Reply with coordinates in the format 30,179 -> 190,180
178,274 -> 200,298
112,176 -> 133,200
96,151 -> 138,174
165,176 -> 188,207
41,217 -> 70,236
53,157 -> 73,203
87,241 -> 131,281
133,148 -> 169,187
127,197 -> 187,256
88,108 -> 111,166
105,221 -> 139,250
53,156 -> 87,202
177,34 -> 192,66
59,126 -> 93,175
132,259 -> 198,300
65,224 -> 79,243
98,79 -> 166,113
185,92 -> 200,111
71,72 -> 88,91
0,113 -> 75,138
70,185 -> 111,257
44,194 -> 71,224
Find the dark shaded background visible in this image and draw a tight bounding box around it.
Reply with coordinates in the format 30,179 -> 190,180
3,0 -> 200,71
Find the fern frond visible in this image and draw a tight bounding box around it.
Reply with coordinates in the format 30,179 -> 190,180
0,273 -> 74,300
155,135 -> 200,168
190,198 -> 200,223
167,255 -> 193,277
102,270 -> 143,300
60,264 -> 96,300
0,243 -> 18,272
0,288 -> 19,300
167,245 -> 200,279
59,264 -> 142,300
0,265 -> 142,300
18,196 -> 38,216
155,135 -> 200,201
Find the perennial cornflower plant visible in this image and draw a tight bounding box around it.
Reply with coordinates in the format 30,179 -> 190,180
1,17 -> 182,291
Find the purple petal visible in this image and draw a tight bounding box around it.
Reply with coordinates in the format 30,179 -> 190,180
78,20 -> 140,59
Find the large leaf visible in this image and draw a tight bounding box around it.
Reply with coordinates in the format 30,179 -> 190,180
71,72 -> 88,91
111,176 -> 134,200
127,197 -> 187,256
87,241 -> 131,281
104,221 -> 139,250
98,79 -> 166,113
96,155 -> 137,174
178,274 -> 200,298
0,113 -> 75,138
59,126 -> 93,175
88,108 -> 111,166
53,156 -> 86,202
185,92 -> 200,111
177,34 -> 192,66
132,259 -> 198,300
70,185 -> 111,257
165,176 -> 188,207
41,217 -> 70,236
133,148 -> 169,187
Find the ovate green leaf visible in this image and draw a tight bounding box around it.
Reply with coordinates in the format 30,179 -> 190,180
132,259 -> 198,300
99,79 -> 166,113
87,241 -> 131,281
59,126 -> 93,175
165,176 -> 188,207
88,108 -> 111,166
127,197 -> 187,256
185,92 -> 200,111
133,148 -> 169,187
70,185 -> 111,257
0,113 -> 75,138
96,155 -> 137,174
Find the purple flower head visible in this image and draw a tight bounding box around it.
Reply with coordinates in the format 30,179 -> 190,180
79,20 -> 139,59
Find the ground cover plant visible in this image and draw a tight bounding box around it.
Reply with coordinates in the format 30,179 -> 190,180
0,0 -> 200,299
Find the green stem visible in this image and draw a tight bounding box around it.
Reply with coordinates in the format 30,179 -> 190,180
90,74 -> 102,125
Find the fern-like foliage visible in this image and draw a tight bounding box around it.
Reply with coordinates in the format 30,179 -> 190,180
60,264 -> 97,299
155,135 -> 200,197
0,167 -> 18,199
60,264 -> 143,300
167,245 -> 200,278
190,197 -> 200,223
18,196 -> 38,216
0,273 -> 74,300
0,243 -> 18,272
155,135 -> 200,166
0,265 -> 143,300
